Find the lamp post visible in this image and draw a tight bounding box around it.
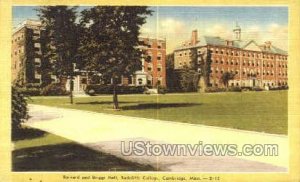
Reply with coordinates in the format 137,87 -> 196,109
69,63 -> 76,104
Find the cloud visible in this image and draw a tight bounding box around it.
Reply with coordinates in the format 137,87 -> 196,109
159,18 -> 186,37
204,24 -> 232,39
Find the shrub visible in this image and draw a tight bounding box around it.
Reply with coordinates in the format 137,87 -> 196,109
227,87 -> 242,92
157,86 -> 167,94
12,86 -> 28,139
25,83 -> 41,89
17,87 -> 41,96
269,85 -> 289,91
85,84 -> 145,95
204,87 -> 226,93
41,83 -> 69,96
252,87 -> 264,91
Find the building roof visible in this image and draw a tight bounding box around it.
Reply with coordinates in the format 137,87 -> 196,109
174,35 -> 287,55
13,19 -> 44,34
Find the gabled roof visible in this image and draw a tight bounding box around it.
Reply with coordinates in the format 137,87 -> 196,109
174,36 -> 287,55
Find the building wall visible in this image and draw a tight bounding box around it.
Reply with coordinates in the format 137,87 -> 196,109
11,28 -> 26,83
174,45 -> 288,88
11,20 -> 45,85
132,37 -> 166,87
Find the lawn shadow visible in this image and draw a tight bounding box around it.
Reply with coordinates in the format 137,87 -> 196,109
121,103 -> 202,110
76,101 -> 142,105
13,143 -> 155,171
12,127 -> 46,141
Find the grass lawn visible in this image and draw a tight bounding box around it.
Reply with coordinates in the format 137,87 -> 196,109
28,91 -> 287,135
12,128 -> 155,171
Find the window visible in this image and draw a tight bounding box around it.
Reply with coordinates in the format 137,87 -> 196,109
81,78 -> 87,84
146,55 -> 152,62
157,67 -> 161,72
157,80 -> 161,86
147,66 -> 152,71
138,78 -> 143,85
157,56 -> 161,60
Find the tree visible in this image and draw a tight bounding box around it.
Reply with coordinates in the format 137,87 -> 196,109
79,6 -> 152,109
12,86 -> 28,139
221,72 -> 235,88
37,6 -> 79,104
178,66 -> 200,92
166,53 -> 177,90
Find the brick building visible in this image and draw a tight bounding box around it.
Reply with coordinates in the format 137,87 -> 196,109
131,36 -> 166,87
174,25 -> 288,88
11,19 -> 56,85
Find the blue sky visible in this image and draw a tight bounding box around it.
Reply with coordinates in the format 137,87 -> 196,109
13,6 -> 288,53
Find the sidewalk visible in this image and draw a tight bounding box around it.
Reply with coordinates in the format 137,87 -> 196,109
24,104 -> 288,172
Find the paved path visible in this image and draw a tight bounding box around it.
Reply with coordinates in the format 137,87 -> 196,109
24,104 -> 288,172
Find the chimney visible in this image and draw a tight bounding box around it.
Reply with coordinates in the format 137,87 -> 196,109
265,41 -> 272,49
191,30 -> 198,46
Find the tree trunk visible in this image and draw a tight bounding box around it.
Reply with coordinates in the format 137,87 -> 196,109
70,78 -> 74,104
113,81 -> 119,110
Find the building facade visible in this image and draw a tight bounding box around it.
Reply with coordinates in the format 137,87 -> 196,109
174,26 -> 288,88
131,36 -> 166,87
11,20 -> 55,85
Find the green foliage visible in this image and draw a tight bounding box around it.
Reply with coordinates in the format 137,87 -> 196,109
17,87 -> 41,96
157,86 -> 167,94
37,6 -> 79,80
178,68 -> 200,92
85,84 -> 145,95
41,83 -> 69,96
205,86 -> 241,93
220,72 -> 236,87
80,6 -> 152,78
204,87 -> 227,93
79,6 -> 152,108
12,86 -> 28,138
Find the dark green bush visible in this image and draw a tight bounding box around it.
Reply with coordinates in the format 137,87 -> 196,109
157,86 -> 167,94
85,84 -> 145,95
227,87 -> 242,92
204,87 -> 226,93
251,87 -> 264,91
205,86 -> 242,93
17,87 -> 41,96
41,83 -> 69,96
25,83 -> 41,89
269,85 -> 289,91
12,86 -> 28,139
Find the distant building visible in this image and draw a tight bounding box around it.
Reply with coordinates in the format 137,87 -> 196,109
174,24 -> 288,88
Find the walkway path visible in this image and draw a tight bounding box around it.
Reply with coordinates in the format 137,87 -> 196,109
24,104 -> 288,172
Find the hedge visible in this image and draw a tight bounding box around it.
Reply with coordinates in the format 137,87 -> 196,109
41,83 -> 69,96
85,84 -> 145,95
205,87 -> 242,93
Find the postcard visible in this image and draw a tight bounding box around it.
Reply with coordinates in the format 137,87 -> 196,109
1,0 -> 300,181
